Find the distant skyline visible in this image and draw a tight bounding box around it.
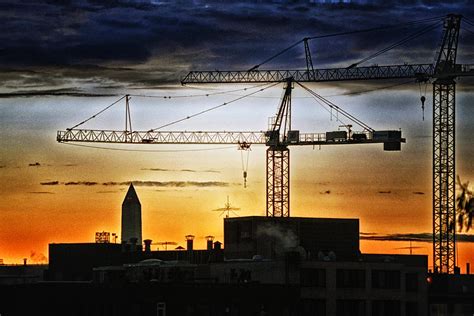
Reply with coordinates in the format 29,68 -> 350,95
0,0 -> 473,271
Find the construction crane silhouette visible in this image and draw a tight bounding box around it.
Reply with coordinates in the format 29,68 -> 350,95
58,90 -> 404,217
180,14 -> 474,275
56,15 -> 474,274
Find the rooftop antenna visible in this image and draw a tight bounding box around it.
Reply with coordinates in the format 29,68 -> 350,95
156,241 -> 178,251
212,196 -> 240,218
394,240 -> 425,255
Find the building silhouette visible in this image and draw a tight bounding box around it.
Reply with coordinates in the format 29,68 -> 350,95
1,186 -> 473,315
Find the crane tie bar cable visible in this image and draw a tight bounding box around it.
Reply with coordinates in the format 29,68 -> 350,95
296,81 -> 374,132
128,82 -> 271,99
348,20 -> 442,68
68,95 -> 126,130
149,82 -> 280,131
249,15 -> 443,70
306,16 -> 443,40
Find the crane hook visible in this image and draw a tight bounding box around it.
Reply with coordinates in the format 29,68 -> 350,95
238,142 -> 251,189
420,96 -> 426,121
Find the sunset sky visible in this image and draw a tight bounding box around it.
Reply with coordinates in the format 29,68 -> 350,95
1,0 -> 473,271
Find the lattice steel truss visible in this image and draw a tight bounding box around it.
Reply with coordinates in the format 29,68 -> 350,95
267,147 -> 290,217
433,80 -> 456,274
432,14 -> 461,274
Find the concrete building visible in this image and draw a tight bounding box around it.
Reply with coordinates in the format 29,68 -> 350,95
121,183 -> 142,246
224,216 -> 359,260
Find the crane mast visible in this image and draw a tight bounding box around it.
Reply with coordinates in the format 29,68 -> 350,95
432,14 -> 461,274
266,79 -> 293,217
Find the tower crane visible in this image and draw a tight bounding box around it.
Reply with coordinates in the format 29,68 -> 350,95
56,14 -> 474,274
57,90 -> 404,217
180,14 -> 474,274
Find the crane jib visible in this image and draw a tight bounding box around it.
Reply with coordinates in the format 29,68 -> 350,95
181,63 -> 474,84
57,129 -> 405,151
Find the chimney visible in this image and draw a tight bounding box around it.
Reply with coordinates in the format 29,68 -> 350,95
144,239 -> 152,253
185,235 -> 195,251
467,262 -> 470,275
23,258 -> 27,266
205,235 -> 215,250
214,241 -> 222,250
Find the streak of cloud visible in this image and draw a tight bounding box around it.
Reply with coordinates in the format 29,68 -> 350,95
104,181 -> 230,187
41,180 -> 231,187
142,167 -> 220,173
64,181 -> 98,186
361,232 -> 474,243
27,191 -> 54,194
40,181 -> 59,185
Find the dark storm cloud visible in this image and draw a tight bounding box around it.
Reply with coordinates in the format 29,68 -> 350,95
1,1 -> 473,92
360,232 -> 474,243
0,88 -> 117,98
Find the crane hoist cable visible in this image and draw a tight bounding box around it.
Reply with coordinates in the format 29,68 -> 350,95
418,79 -> 429,121
238,142 -> 251,188
149,82 -> 280,131
296,81 -> 374,132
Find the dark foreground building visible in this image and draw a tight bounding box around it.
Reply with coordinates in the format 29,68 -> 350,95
0,216 -> 435,316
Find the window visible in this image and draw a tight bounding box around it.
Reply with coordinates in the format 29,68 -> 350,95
405,273 -> 418,292
301,268 -> 326,287
371,270 -> 400,289
336,269 -> 366,288
337,300 -> 366,316
157,302 -> 166,316
372,300 -> 400,316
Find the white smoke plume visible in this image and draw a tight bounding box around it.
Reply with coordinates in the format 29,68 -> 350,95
256,223 -> 299,249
